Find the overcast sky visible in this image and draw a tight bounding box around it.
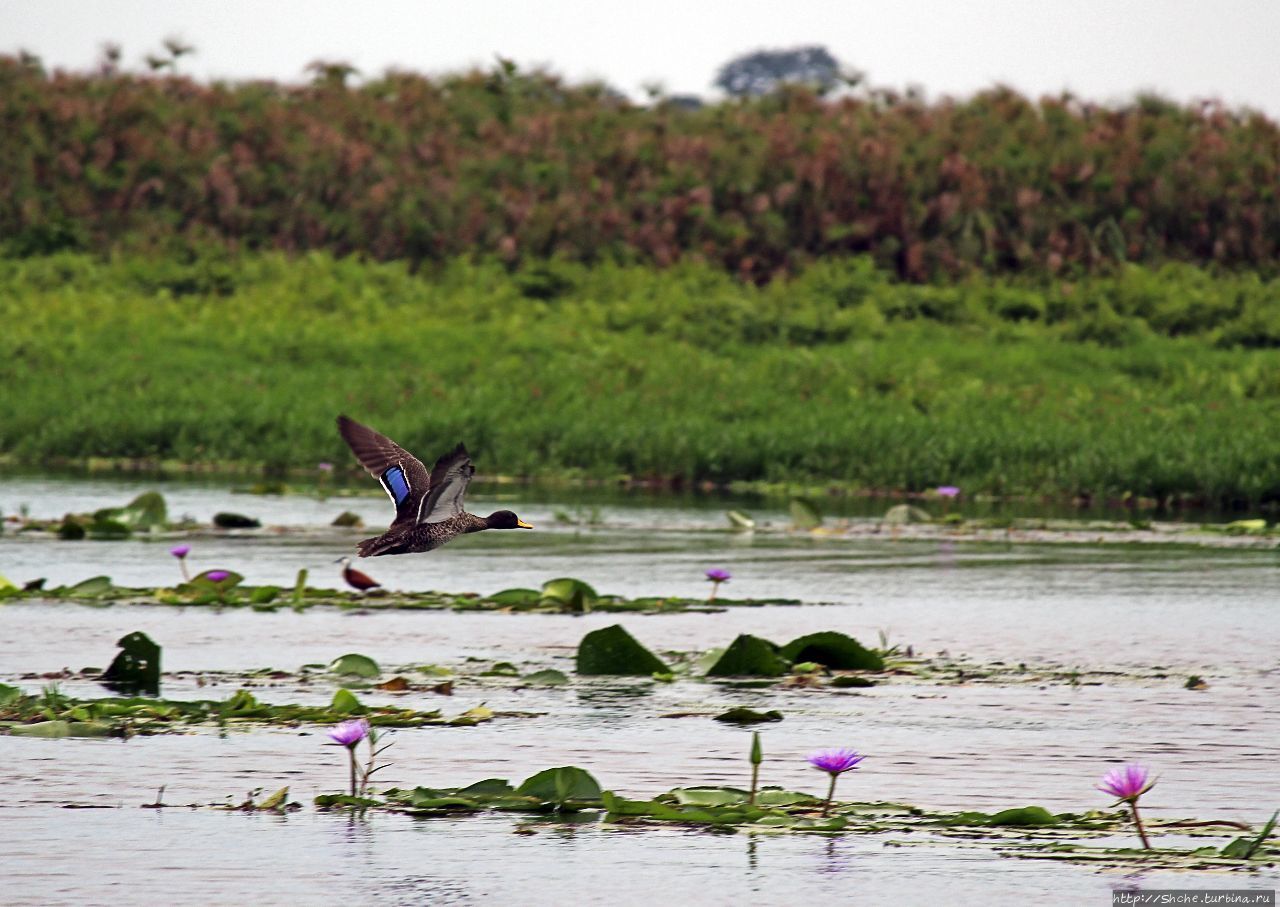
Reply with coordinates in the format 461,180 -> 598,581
4,0 -> 1279,115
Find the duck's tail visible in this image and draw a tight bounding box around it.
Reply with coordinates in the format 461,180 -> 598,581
356,533 -> 404,558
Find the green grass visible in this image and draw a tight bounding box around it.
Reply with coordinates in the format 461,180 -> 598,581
1,252 -> 1279,505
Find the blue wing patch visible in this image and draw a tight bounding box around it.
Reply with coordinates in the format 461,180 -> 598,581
382,465 -> 410,506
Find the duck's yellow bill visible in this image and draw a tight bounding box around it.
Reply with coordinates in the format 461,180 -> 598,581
517,519 -> 534,529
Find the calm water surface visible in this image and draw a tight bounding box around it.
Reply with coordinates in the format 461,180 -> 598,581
1,476 -> 1277,904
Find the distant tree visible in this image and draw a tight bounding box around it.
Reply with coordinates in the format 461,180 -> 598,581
714,45 -> 859,97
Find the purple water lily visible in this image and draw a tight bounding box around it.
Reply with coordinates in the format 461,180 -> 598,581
170,545 -> 191,581
936,486 -> 960,499
317,462 -> 334,473
327,719 -> 369,748
328,718 -> 371,797
205,570 -> 230,583
1097,763 -> 1156,849
808,748 -> 864,816
705,568 -> 730,602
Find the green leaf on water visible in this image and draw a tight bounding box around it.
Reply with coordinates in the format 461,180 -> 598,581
1221,809 -> 1278,859
780,631 -> 885,671
671,787 -> 749,807
66,576 -> 114,598
540,577 -> 598,613
9,719 -> 112,737
118,491 -> 167,528
0,683 -> 22,706
575,624 -> 670,675
488,588 -> 542,606
249,586 -> 279,604
102,630 -> 161,694
330,688 -> 363,714
789,497 -> 822,529
516,766 -> 603,809
329,653 -> 380,678
482,662 -> 520,677
521,669 -> 570,686
714,707 -> 783,724
705,634 -> 789,677
457,778 -> 515,797
726,510 -> 756,531
257,786 -> 289,811
884,504 -> 933,524
988,806 -> 1060,827
213,512 -> 261,529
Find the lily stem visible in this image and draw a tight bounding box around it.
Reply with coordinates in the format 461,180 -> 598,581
749,763 -> 759,806
1130,801 -> 1151,849
822,773 -> 838,818
348,746 -> 358,798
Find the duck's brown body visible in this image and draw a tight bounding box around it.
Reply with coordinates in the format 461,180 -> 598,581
337,415 -> 531,557
357,512 -> 489,557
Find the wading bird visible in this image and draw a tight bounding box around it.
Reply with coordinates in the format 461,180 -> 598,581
337,415 -> 532,557
336,556 -> 381,592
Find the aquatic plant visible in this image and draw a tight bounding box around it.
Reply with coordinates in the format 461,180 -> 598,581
705,568 -> 731,602
748,732 -> 763,805
205,570 -> 229,582
808,748 -> 865,817
1097,763 -> 1156,849
936,486 -> 960,498
169,545 -> 191,582
327,719 -> 370,797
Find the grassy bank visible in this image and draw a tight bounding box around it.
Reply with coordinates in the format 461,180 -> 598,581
2,253 -> 1279,505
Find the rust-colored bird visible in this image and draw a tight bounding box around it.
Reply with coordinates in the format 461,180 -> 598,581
336,556 -> 381,592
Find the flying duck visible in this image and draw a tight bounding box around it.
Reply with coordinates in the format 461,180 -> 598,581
337,414 -> 532,557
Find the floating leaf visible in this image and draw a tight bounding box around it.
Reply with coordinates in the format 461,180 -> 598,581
482,662 -> 521,676
714,707 -> 783,724
249,586 -> 279,604
671,787 -> 749,807
66,575 -> 114,598
0,683 -> 22,706
516,766 -> 602,808
576,625 -> 670,675
330,688 -> 364,714
831,675 -> 877,688
57,520 -> 86,540
705,634 -> 789,677
1221,809 -> 1277,859
789,497 -> 822,529
1224,518 -> 1267,535
331,511 -> 363,527
118,491 -> 167,528
213,512 -> 261,529
522,669 -> 570,686
450,704 -> 494,726
257,786 -> 289,811
487,588 -> 542,606
9,720 -> 113,738
884,504 -> 933,524
780,631 -> 884,671
329,653 -> 380,678
0,573 -> 16,592
726,510 -> 756,531
101,630 -> 161,694
375,676 -> 409,692
541,577 -> 598,613
457,778 -> 515,796
988,806 -> 1060,827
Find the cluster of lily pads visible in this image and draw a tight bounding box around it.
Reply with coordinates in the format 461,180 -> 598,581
309,723 -> 1277,866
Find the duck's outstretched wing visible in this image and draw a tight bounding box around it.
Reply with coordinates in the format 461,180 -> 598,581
419,443 -> 475,523
337,415 -> 432,528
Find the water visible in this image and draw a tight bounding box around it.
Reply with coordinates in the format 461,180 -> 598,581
2,475 -> 1278,904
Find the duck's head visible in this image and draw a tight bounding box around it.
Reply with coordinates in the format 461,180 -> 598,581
334,556 -> 352,567
486,510 -> 533,530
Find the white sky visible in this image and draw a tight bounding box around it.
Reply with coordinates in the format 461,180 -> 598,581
3,0 -> 1279,115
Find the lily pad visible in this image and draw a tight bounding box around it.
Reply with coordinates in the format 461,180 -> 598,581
789,497 -> 822,529
884,504 -> 933,524
101,630 -> 161,694
329,688 -> 364,714
213,512 -> 261,529
726,510 -> 756,531
488,588 -> 542,607
516,766 -> 602,809
329,653 -> 380,678
780,632 -> 884,671
522,669 -> 570,686
66,575 -> 114,598
119,491 -> 167,529
541,577 -> 598,613
705,634 -> 789,677
8,719 -> 113,738
989,806 -> 1060,827
576,625 -> 670,676
331,511 -> 363,528
714,707 -> 783,724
